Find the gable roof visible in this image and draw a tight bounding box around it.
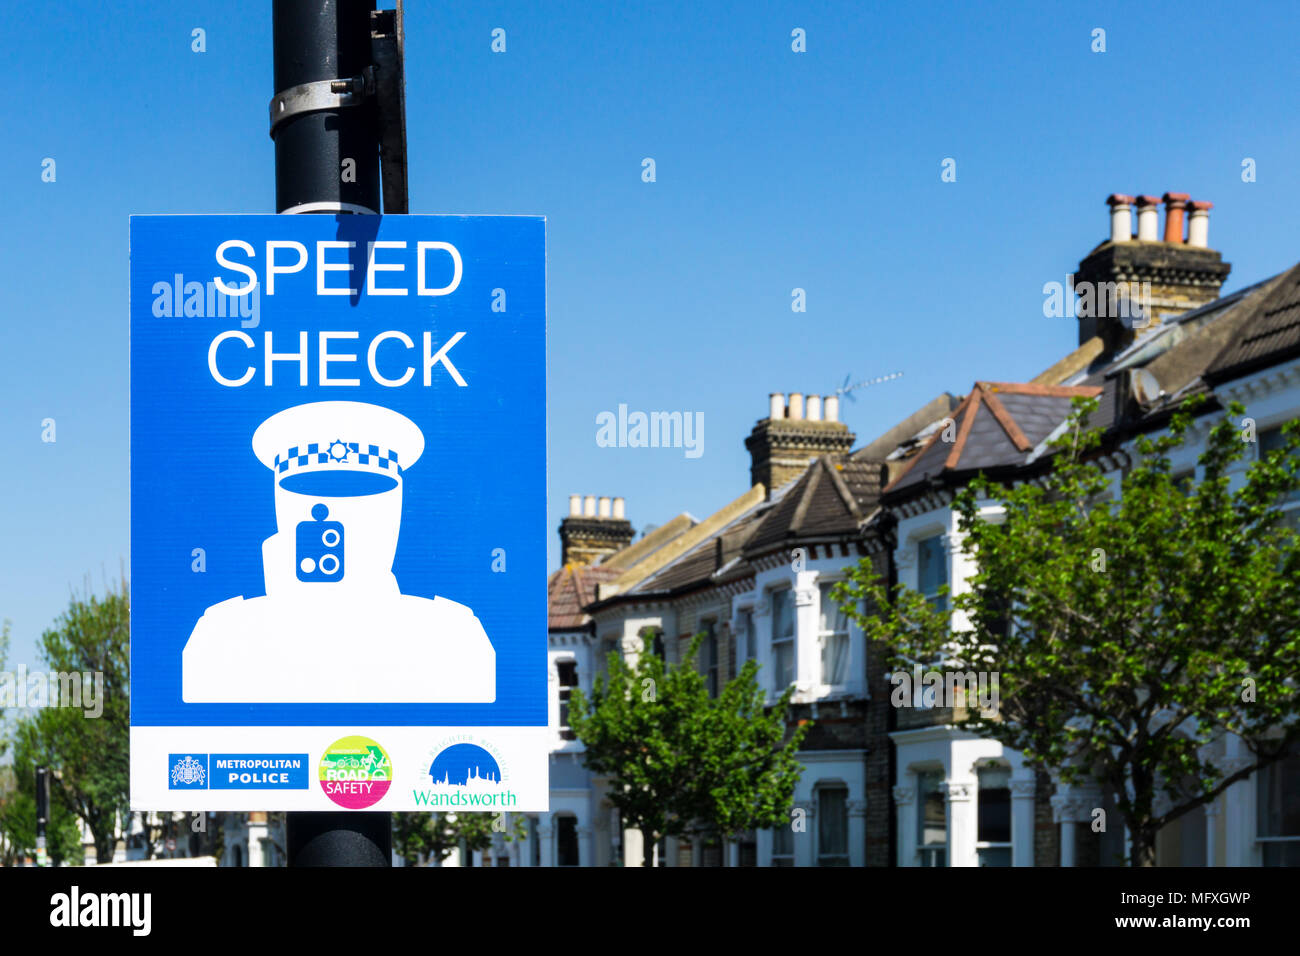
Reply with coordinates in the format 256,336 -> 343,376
884,382 -> 1102,496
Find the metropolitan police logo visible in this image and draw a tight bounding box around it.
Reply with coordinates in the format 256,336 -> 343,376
170,754 -> 207,787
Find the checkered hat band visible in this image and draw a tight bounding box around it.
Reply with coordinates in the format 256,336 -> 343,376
273,441 -> 402,476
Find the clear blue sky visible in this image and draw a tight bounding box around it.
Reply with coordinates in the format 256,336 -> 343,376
2,0 -> 1298,668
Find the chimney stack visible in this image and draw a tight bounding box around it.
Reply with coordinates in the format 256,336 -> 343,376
1075,191 -> 1231,353
1162,192 -> 1189,243
559,494 -> 635,565
1107,194 -> 1134,242
746,392 -> 854,498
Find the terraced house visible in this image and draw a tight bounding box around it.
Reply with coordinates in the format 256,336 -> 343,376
517,192 -> 1300,866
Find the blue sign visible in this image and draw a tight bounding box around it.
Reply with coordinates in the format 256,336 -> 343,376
131,215 -> 547,811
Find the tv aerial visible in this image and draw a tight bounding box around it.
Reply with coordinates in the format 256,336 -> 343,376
835,370 -> 904,403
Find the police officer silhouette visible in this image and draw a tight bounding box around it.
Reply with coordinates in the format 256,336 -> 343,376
182,400 -> 496,703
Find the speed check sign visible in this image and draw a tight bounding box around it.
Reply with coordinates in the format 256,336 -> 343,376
130,215 -> 547,812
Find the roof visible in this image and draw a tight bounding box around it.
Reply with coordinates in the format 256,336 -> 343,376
604,485 -> 766,596
605,455 -> 886,602
1062,269 -> 1290,432
598,513 -> 696,570
607,496 -> 771,598
852,393 -> 961,461
746,456 -> 881,553
884,382 -> 1102,495
1206,262 -> 1300,384
632,509 -> 765,593
547,563 -> 622,631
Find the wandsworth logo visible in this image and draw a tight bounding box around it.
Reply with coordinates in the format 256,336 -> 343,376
414,735 -> 517,808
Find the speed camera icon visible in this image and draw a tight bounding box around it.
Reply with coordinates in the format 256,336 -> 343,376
296,503 -> 345,582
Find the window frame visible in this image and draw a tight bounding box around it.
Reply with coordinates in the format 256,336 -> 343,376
975,765 -> 1012,867
701,619 -> 719,698
1260,424 -> 1300,508
916,533 -> 950,614
1256,743 -> 1300,866
817,579 -> 851,690
815,784 -> 851,867
555,657 -> 578,740
769,587 -> 796,691
770,819 -> 795,867
916,770 -> 948,867
735,607 -> 755,665
555,815 -> 580,868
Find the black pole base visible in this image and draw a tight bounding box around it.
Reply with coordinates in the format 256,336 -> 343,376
286,812 -> 392,867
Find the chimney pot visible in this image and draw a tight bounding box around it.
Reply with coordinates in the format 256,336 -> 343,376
612,496 -> 625,519
1106,194 -> 1134,242
1187,200 -> 1213,248
806,394 -> 823,421
568,494 -> 581,517
768,392 -> 785,420
1162,192 -> 1190,243
788,392 -> 805,421
1135,195 -> 1161,240
824,394 -> 840,423
598,496 -> 611,518
583,495 -> 596,517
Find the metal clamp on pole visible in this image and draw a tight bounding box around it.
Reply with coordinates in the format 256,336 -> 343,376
268,65 -> 376,139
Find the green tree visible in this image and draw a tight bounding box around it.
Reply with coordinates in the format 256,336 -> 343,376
392,811 -> 524,866
0,620 -> 86,866
568,633 -> 809,866
20,580 -> 131,864
0,721 -> 85,866
835,397 -> 1300,866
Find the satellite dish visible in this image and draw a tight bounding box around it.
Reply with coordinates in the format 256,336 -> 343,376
1129,368 -> 1161,406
